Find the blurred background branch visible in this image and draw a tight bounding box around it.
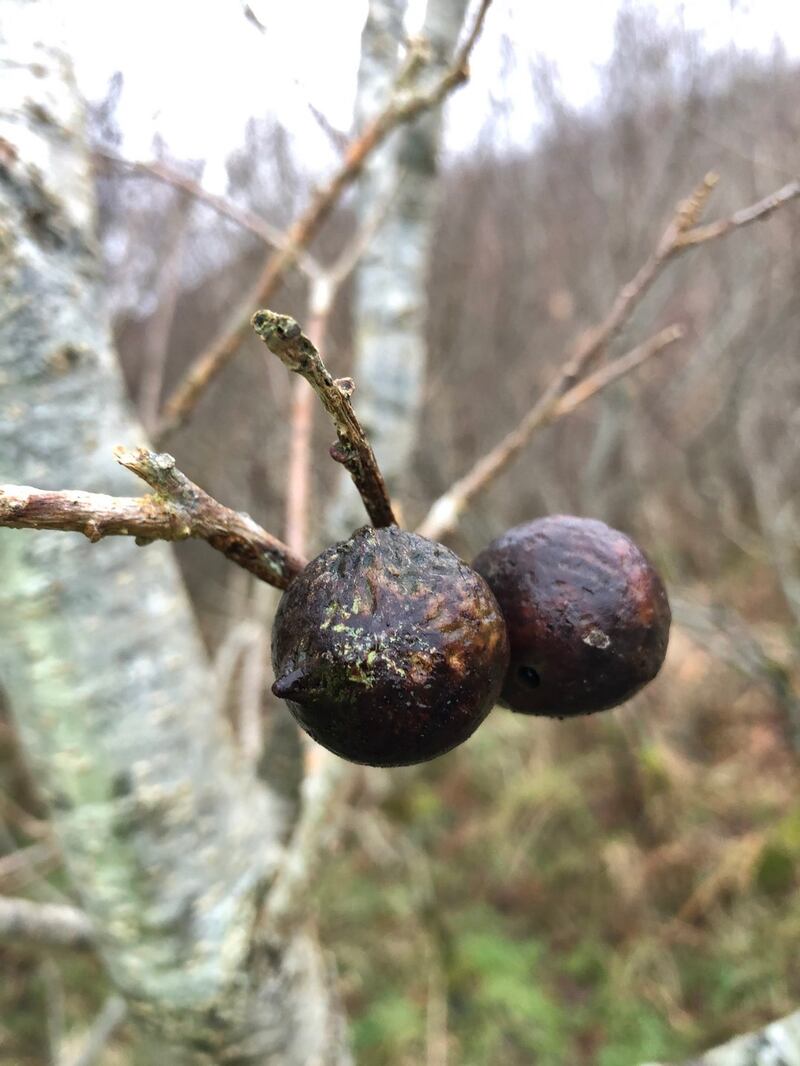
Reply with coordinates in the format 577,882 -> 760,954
155,0 -> 493,441
418,175 -> 800,541
0,897 -> 94,953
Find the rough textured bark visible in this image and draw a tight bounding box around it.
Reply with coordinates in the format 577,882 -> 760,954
0,6 -> 349,1062
642,1009 -> 800,1065
329,0 -> 470,537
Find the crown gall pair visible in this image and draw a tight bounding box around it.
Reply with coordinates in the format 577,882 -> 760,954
271,517 -> 671,766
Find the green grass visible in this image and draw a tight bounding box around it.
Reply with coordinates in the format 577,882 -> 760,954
2,604 -> 799,1065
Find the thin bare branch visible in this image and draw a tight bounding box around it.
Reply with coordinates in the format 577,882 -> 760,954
137,186 -> 193,432
418,175 -> 800,541
550,324 -> 685,419
0,842 -> 60,888
94,149 -> 314,264
0,895 -> 94,951
241,2 -> 267,33
262,748 -> 350,933
155,0 -> 494,441
238,628 -> 269,765
328,176 -> 402,287
62,996 -> 127,1066
284,180 -> 403,553
286,376 -> 315,555
676,178 -> 800,246
0,448 -> 307,590
418,326 -> 684,540
671,594 -> 800,752
41,955 -> 65,1065
111,162 -> 395,301
253,310 -> 397,528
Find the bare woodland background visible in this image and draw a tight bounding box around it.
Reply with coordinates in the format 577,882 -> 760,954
2,2 -> 800,1064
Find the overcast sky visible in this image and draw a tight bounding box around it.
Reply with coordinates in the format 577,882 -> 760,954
61,0 -> 800,191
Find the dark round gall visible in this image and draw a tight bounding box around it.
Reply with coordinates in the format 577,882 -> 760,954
272,526 -> 509,767
472,515 -> 671,717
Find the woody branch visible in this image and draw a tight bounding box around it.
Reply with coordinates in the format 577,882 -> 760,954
0,447 -> 306,589
253,310 -> 398,529
417,175 -> 800,542
0,895 -> 94,952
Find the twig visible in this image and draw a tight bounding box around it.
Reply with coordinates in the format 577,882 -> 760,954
0,841 -> 60,888
97,150 -> 401,292
137,184 -> 194,432
238,627 -> 269,765
549,324 -> 685,419
285,182 -> 403,553
0,447 -> 307,590
62,996 -> 127,1066
671,594 -> 800,752
418,175 -> 800,541
262,748 -> 350,932
418,325 -> 685,540
285,281 -> 332,555
286,376 -> 315,555
327,172 -> 403,288
0,896 -> 94,951
213,618 -> 262,715
41,955 -> 65,1066
253,311 -> 397,528
155,0 -> 494,441
94,149 -> 312,265
676,178 -> 800,246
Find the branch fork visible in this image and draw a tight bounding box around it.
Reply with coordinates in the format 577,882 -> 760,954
155,0 -> 495,440
0,447 -> 307,590
416,174 -> 800,541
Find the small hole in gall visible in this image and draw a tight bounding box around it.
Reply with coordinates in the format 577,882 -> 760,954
518,666 -> 540,688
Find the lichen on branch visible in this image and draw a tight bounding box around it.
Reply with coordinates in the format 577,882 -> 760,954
252,310 -> 398,529
0,447 -> 306,590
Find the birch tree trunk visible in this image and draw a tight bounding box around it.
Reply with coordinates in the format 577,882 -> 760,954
0,6 -> 349,1062
329,0 -> 470,536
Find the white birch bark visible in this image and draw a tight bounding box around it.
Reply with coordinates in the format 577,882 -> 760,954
0,6 -> 349,1062
643,1009 -> 800,1065
329,0 -> 471,536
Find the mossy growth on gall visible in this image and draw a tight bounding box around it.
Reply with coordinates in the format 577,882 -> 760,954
272,526 -> 509,767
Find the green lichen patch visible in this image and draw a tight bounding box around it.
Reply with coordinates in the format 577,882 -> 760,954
272,526 -> 509,767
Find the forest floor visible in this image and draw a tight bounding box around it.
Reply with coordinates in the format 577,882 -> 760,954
2,564 -> 799,1065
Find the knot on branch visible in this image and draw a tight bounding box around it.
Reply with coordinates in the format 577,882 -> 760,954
329,440 -> 357,467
